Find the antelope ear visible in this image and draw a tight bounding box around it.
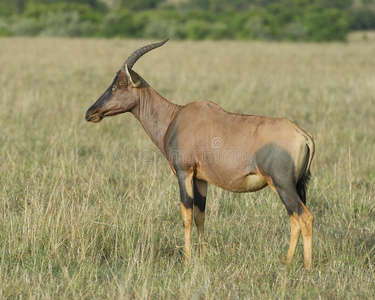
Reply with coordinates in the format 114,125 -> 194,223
124,64 -> 142,88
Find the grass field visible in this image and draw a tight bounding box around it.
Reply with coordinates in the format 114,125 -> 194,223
0,37 -> 374,299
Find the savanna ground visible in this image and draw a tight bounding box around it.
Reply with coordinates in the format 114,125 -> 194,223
0,35 -> 374,299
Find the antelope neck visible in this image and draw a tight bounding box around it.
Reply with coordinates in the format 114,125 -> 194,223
131,87 -> 181,153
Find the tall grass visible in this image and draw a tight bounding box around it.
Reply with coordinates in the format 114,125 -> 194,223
0,37 -> 374,298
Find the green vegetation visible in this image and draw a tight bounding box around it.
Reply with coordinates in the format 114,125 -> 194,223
0,37 -> 374,298
1,0 -> 375,40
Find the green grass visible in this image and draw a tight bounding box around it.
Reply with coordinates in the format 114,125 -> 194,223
0,37 -> 374,298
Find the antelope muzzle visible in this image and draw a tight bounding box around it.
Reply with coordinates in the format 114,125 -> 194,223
85,83 -> 113,123
85,107 -> 104,123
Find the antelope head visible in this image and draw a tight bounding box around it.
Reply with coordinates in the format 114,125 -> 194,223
85,39 -> 169,123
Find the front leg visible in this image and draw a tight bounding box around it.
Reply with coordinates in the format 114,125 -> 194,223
177,171 -> 194,265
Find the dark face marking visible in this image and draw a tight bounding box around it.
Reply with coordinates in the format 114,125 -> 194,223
85,72 -> 120,122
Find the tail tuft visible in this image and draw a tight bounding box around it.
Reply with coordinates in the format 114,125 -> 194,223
297,139 -> 314,205
296,170 -> 311,205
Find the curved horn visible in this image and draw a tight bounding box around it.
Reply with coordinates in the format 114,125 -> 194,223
122,38 -> 169,71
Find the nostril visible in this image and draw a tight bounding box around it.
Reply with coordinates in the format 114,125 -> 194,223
85,109 -> 91,121
85,108 -> 96,121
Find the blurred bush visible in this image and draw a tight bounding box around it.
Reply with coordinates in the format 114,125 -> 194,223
39,11 -> 100,37
304,8 -> 352,42
283,22 -> 309,41
9,18 -> 42,36
143,19 -> 183,40
120,0 -> 165,11
0,0 -> 373,41
23,2 -> 105,23
0,1 -> 13,17
351,8 -> 375,30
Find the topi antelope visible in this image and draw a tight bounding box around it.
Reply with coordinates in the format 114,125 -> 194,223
85,39 -> 315,270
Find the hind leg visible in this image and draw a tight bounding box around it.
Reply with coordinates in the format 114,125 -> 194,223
193,179 -> 207,256
256,144 -> 313,270
261,171 -> 313,270
293,202 -> 313,270
286,214 -> 301,264
274,182 -> 313,270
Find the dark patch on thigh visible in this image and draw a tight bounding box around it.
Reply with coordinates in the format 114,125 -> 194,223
255,143 -> 295,183
254,143 -> 303,215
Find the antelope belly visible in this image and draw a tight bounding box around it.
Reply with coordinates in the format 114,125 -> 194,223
229,174 -> 267,193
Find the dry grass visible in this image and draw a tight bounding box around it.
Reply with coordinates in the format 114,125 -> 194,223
0,37 -> 374,298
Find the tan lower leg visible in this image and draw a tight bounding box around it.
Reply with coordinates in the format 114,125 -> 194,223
286,215 -> 301,264
295,204 -> 314,271
181,203 -> 193,265
194,205 -> 206,256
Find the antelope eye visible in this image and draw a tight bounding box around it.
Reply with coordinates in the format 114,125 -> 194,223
118,81 -> 123,86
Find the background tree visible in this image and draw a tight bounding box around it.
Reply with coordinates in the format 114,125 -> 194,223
120,0 -> 165,11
